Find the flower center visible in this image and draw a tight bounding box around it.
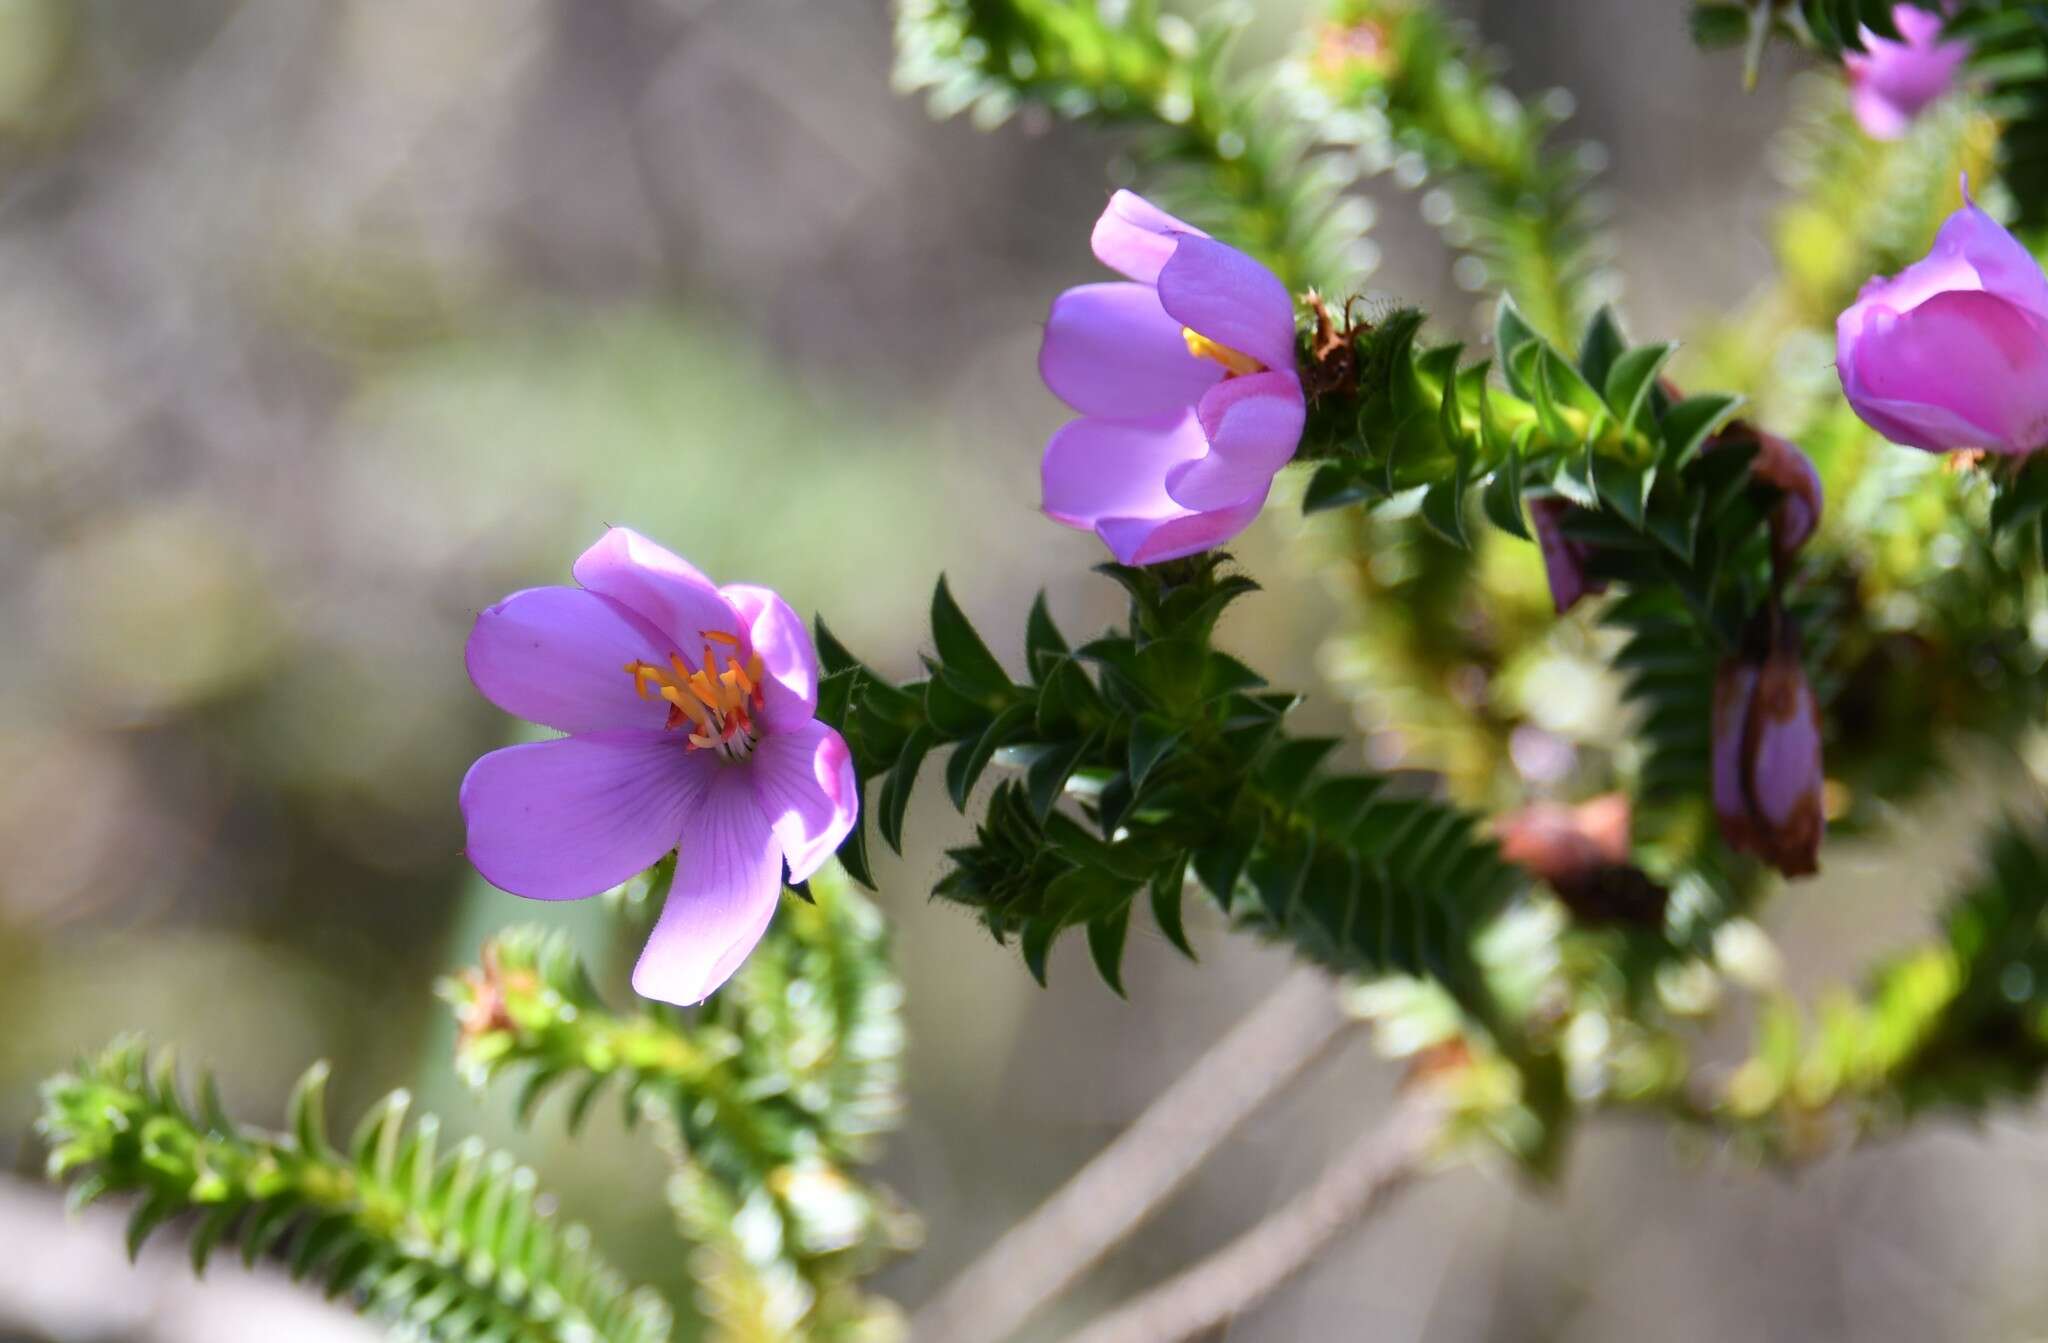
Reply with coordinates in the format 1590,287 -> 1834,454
624,630 -> 767,762
1183,328 -> 1266,378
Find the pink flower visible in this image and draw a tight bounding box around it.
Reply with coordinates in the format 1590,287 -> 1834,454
1038,191 -> 1305,566
1712,612 -> 1825,879
459,528 -> 857,1006
1838,191 -> 2048,455
1844,5 -> 1967,141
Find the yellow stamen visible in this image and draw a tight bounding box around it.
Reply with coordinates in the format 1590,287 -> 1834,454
1183,328 -> 1265,378
625,650 -> 759,759
660,685 -> 711,729
704,629 -> 740,646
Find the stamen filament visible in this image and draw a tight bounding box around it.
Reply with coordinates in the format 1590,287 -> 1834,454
624,637 -> 763,761
1183,328 -> 1266,378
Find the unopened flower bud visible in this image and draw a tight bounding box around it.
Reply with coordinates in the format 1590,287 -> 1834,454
1712,611 -> 1826,878
1704,419 -> 1824,569
1529,496 -> 1608,615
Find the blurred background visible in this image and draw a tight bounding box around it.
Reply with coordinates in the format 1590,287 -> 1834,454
2,1 -> 2044,1340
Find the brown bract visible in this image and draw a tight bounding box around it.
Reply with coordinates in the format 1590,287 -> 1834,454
1496,793 -> 1668,928
1299,290 -> 1361,403
454,941 -> 536,1046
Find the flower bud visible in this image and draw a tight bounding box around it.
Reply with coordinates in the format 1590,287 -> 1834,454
1497,793 -> 1667,927
1529,496 -> 1608,615
1712,612 -> 1826,878
1708,420 -> 1824,568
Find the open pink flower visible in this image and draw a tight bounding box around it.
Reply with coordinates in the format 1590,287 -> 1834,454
1844,5 -> 1967,141
1838,191 -> 2048,455
1038,191 -> 1305,566
460,527 -> 857,1006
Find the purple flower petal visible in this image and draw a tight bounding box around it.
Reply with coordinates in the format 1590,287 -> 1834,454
1752,436 -> 1824,562
1042,411 -> 1207,529
1845,5 -> 1967,141
1165,371 -> 1307,510
1844,290 -> 2048,453
721,583 -> 819,732
1156,234 -> 1298,374
1747,663 -> 1824,831
749,719 -> 858,884
571,527 -> 746,661
465,586 -> 674,736
1744,644 -> 1825,877
461,731 -> 715,901
1846,195 -> 2048,326
1096,489 -> 1269,566
1529,497 -> 1604,615
1039,282 -> 1225,419
1711,659 -> 1762,860
1849,82 -> 1915,141
631,769 -> 783,1006
1091,190 -> 1205,285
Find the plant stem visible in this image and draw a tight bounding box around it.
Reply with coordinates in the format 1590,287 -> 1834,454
1062,1086 -> 1448,1343
907,966 -> 1358,1343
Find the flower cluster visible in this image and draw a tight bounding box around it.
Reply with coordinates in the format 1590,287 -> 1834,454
457,176 -> 2048,1002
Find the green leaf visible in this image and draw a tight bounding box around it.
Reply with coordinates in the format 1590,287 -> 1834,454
931,575 -> 1011,694
947,703 -> 1033,811
1021,916 -> 1058,986
835,803 -> 876,888
927,670 -> 995,736
1578,308 -> 1628,390
1690,3 -> 1751,47
1991,456 -> 2048,534
1604,342 -> 1676,436
126,1191 -> 177,1261
1303,463 -> 1374,514
878,727 -> 937,853
1087,903 -> 1134,997
1538,345 -> 1609,442
1025,592 -> 1070,680
1496,295 -> 1542,398
288,1062 -> 330,1156
190,1204 -> 237,1275
1258,737 -> 1340,804
1128,714 -> 1183,793
814,617 -> 859,677
1026,734 -> 1096,821
1149,856 -> 1196,960
1191,813 -> 1261,912
1038,655 -> 1109,733
1199,651 -> 1266,702
1133,637 -> 1207,711
1660,393 -> 1742,467
1246,841 -> 1314,925
1590,452 -> 1653,531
